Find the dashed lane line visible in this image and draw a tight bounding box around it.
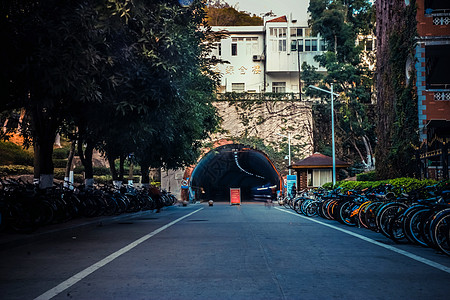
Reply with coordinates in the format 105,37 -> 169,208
275,207 -> 450,274
34,207 -> 204,300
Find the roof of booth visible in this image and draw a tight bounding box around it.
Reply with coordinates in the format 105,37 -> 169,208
289,152 -> 350,169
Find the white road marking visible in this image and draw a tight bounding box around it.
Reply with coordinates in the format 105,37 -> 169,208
34,207 -> 204,300
275,207 -> 450,274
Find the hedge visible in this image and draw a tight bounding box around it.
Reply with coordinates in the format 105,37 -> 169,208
0,165 -> 34,176
322,177 -> 443,196
356,171 -> 377,181
0,142 -> 34,166
52,147 -> 70,159
73,166 -> 111,176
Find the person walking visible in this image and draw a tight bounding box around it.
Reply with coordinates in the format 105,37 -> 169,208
290,183 -> 297,199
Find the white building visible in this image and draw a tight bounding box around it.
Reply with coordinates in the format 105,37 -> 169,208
211,15 -> 327,95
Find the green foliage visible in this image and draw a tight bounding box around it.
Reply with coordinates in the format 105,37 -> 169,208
73,166 -> 111,176
356,171 -> 376,181
376,2 -> 418,178
53,159 -> 68,169
328,177 -> 438,196
1,0 -> 220,184
308,0 -> 374,63
0,142 -> 33,166
0,165 -> 34,176
52,148 -> 70,159
206,1 -> 263,26
305,0 -> 376,172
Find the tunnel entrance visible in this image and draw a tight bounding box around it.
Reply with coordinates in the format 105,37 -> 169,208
190,144 -> 281,201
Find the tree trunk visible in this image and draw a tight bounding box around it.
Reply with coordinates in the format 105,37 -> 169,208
140,162 -> 150,188
108,154 -> 119,181
29,98 -> 60,189
64,140 -> 76,188
78,141 -> 95,189
31,122 -> 57,189
36,137 -> 55,189
119,155 -> 125,182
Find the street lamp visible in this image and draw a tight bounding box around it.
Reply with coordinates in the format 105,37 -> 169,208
277,132 -> 291,175
308,83 -> 339,186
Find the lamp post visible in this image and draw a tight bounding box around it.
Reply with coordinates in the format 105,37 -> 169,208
308,84 -> 339,186
277,132 -> 291,175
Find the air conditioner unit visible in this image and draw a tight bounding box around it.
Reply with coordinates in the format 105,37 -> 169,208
253,55 -> 261,61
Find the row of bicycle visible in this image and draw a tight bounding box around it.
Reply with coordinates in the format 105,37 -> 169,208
279,183 -> 450,256
0,178 -> 177,233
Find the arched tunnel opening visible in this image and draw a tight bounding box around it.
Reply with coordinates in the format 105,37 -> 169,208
190,144 -> 282,201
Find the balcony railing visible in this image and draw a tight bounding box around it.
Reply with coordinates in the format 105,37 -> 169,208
215,92 -> 321,102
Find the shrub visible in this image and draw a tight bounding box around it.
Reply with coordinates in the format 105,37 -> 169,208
0,142 -> 34,166
324,177 -> 439,197
52,147 -> 70,159
357,171 -> 377,181
73,166 -> 111,176
53,159 -> 68,168
0,165 -> 34,176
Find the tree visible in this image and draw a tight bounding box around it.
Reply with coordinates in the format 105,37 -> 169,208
1,0 -> 220,188
205,0 -> 263,26
1,0 -> 108,188
305,0 -> 376,173
375,0 -> 418,178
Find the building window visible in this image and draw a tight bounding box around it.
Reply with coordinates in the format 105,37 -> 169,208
245,37 -> 259,56
304,28 -> 312,37
425,0 -> 450,14
272,82 -> 286,93
292,40 -> 304,52
232,83 -> 245,92
311,40 -> 318,51
365,39 -> 373,51
279,40 -> 286,52
426,44 -> 450,90
231,43 -> 237,56
308,169 -> 332,187
214,42 -> 222,56
298,40 -> 304,52
290,28 -> 303,37
270,28 -> 287,52
320,39 -> 327,51
291,40 -> 297,51
305,39 -> 311,51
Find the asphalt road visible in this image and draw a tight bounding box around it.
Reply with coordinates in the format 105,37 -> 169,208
1,202 -> 449,300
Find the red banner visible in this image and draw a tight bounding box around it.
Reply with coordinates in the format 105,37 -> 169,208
230,188 -> 241,205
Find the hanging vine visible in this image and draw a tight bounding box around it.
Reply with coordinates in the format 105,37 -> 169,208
375,0 -> 418,178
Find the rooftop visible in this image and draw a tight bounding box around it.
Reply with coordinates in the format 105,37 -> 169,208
289,152 -> 350,169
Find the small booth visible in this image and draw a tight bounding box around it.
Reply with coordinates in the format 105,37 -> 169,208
289,152 -> 350,190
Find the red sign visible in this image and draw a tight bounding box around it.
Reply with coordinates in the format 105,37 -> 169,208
230,188 -> 241,205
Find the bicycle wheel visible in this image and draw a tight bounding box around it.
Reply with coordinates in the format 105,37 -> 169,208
357,201 -> 372,229
388,210 -> 408,243
304,201 -> 319,217
431,211 -> 450,256
300,199 -> 313,215
402,205 -> 427,244
364,202 -> 383,232
338,201 -> 357,226
407,208 -> 430,246
293,198 -> 304,214
378,203 -> 408,239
